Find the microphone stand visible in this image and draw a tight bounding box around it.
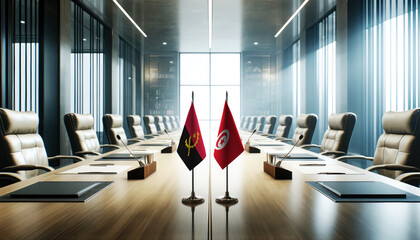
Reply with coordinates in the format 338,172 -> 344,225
117,135 -> 145,167
274,135 -> 303,167
118,135 -> 157,179
244,129 -> 260,153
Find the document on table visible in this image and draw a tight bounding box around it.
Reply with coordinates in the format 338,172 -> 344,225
297,165 -> 361,175
59,165 -> 132,174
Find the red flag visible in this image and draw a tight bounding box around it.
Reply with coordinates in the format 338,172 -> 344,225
214,100 -> 244,169
177,102 -> 206,170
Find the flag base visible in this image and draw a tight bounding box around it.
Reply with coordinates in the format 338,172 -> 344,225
182,192 -> 205,205
216,192 -> 238,205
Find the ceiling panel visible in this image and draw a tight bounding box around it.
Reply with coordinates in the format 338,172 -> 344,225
76,0 -> 336,53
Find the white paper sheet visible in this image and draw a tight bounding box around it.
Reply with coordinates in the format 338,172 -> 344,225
59,165 -> 133,174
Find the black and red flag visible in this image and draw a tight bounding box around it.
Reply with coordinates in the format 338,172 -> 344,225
214,100 -> 244,169
177,102 -> 206,170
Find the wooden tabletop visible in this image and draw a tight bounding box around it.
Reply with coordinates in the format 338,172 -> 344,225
0,133 -> 419,239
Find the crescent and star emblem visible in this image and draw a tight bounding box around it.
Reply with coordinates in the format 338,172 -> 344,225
215,129 -> 229,150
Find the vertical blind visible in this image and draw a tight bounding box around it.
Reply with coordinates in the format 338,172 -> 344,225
306,11 -> 337,143
119,38 -> 139,130
7,0 -> 39,112
282,40 -> 301,125
365,0 -> 419,153
70,1 -> 105,136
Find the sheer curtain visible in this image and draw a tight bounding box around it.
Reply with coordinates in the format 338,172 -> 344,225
365,0 -> 419,154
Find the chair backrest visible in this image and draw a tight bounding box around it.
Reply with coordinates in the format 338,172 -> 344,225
248,116 -> 258,131
154,116 -> 165,132
262,116 -> 277,134
255,116 -> 266,132
175,116 -> 180,128
103,114 -> 127,146
163,116 -> 172,131
244,116 -> 251,129
276,115 -> 293,138
170,116 -> 177,129
240,116 -> 246,128
291,114 -> 317,146
373,109 -> 420,178
320,113 -> 357,154
64,113 -> 100,154
127,115 -> 145,138
143,115 -> 158,134
0,108 -> 48,179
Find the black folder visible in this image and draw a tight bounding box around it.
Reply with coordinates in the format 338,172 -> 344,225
9,181 -> 101,198
318,181 -> 407,198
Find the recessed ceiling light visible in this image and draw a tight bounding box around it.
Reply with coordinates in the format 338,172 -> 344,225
20,20 -> 25,24
253,42 -> 259,45
248,61 -> 252,64
275,0 -> 310,38
169,61 -> 174,64
162,42 -> 167,45
83,38 -> 87,42
112,0 -> 147,37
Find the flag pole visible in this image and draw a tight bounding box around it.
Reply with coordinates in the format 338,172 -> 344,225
182,91 -> 204,205
216,91 -> 238,205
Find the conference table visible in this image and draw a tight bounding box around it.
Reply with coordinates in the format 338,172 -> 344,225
0,131 -> 419,239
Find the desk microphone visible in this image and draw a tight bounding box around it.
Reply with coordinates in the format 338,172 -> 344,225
164,129 -> 174,143
246,129 -> 257,144
117,135 -> 145,167
275,135 -> 303,167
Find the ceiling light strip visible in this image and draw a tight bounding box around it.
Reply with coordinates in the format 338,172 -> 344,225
208,0 -> 213,49
274,0 -> 309,38
112,0 -> 147,37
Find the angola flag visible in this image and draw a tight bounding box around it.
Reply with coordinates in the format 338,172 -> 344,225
214,100 -> 244,169
177,102 -> 206,170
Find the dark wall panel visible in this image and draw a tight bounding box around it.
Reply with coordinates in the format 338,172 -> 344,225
39,0 -> 60,156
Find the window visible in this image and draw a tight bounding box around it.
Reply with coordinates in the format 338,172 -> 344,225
282,40 -> 301,124
316,11 -> 336,140
119,38 -> 140,131
70,2 -> 105,138
365,0 -> 419,153
180,53 -> 241,151
6,0 -> 39,112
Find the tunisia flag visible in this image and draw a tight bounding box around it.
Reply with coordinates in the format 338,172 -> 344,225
214,100 -> 244,169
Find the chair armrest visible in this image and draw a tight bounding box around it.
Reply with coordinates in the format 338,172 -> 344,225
319,150 -> 347,158
48,155 -> 84,165
74,150 -> 101,158
366,164 -> 420,173
2,165 -> 54,173
0,172 -> 24,184
300,144 -> 321,149
100,144 -> 121,150
277,137 -> 291,142
395,172 -> 420,183
335,155 -> 374,162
